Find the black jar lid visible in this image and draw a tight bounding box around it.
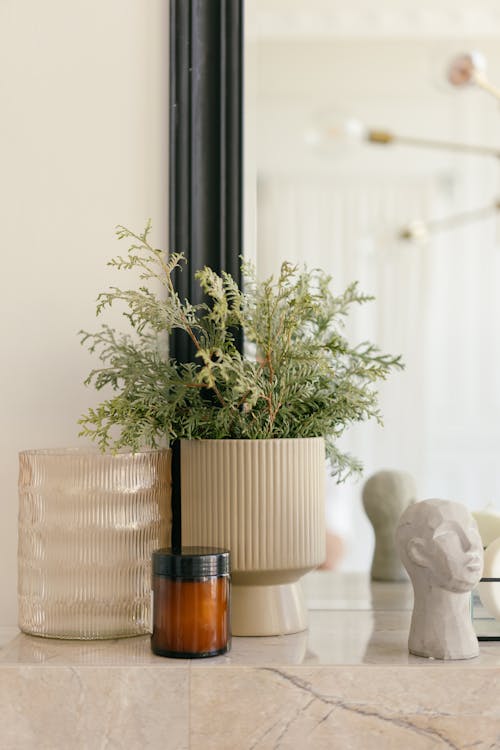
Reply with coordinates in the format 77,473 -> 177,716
152,547 -> 230,579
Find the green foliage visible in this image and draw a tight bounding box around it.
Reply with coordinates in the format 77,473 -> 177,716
79,222 -> 403,481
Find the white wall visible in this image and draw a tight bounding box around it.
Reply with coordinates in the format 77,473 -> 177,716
0,0 -> 169,625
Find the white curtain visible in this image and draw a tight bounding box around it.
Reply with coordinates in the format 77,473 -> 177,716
257,174 -> 500,570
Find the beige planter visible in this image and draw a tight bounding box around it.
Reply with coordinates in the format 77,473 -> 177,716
181,438 -> 326,636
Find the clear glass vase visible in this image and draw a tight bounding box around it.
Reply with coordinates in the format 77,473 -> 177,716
18,448 -> 171,639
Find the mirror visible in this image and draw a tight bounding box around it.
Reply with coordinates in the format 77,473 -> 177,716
245,1 -> 500,571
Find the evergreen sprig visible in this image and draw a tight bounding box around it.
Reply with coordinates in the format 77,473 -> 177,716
79,223 -> 403,481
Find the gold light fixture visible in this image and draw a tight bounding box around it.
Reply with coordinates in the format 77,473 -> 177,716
311,117 -> 500,159
305,51 -> 500,243
400,201 -> 500,243
399,52 -> 500,242
366,128 -> 500,160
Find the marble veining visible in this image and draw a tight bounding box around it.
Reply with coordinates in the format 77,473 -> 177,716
190,667 -> 500,749
261,669 -> 458,747
1,573 -> 500,749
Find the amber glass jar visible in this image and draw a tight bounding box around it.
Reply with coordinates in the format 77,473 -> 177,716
151,547 -> 230,658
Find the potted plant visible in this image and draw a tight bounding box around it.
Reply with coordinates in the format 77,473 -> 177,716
80,223 -> 402,635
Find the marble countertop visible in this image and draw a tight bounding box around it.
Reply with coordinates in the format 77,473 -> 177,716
1,571 -> 499,668
2,572 -> 500,749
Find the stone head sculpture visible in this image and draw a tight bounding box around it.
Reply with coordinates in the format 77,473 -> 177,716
362,470 -> 417,581
396,499 -> 483,660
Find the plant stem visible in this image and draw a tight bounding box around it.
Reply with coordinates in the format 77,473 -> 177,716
132,231 -> 228,410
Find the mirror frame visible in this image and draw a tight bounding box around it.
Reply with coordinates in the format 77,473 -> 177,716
168,0 -> 244,547
169,0 -> 243,362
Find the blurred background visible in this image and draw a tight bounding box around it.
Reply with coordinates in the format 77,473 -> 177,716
245,0 -> 500,572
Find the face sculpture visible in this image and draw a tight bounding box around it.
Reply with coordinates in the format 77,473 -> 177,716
397,500 -> 483,594
362,470 -> 417,533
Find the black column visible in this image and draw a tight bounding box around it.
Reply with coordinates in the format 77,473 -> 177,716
169,0 -> 243,550
169,0 -> 243,362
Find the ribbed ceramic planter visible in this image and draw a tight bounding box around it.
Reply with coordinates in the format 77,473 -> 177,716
18,448 -> 171,639
181,438 -> 326,635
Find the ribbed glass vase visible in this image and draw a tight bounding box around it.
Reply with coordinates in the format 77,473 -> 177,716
18,448 -> 171,640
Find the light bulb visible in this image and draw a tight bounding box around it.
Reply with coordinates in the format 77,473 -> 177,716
304,115 -> 368,151
447,51 -> 487,88
327,117 -> 367,144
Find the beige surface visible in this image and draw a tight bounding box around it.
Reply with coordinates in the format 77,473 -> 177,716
1,572 -> 500,749
0,667 -> 189,750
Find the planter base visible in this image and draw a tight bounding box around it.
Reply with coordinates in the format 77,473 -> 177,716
231,582 -> 308,636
